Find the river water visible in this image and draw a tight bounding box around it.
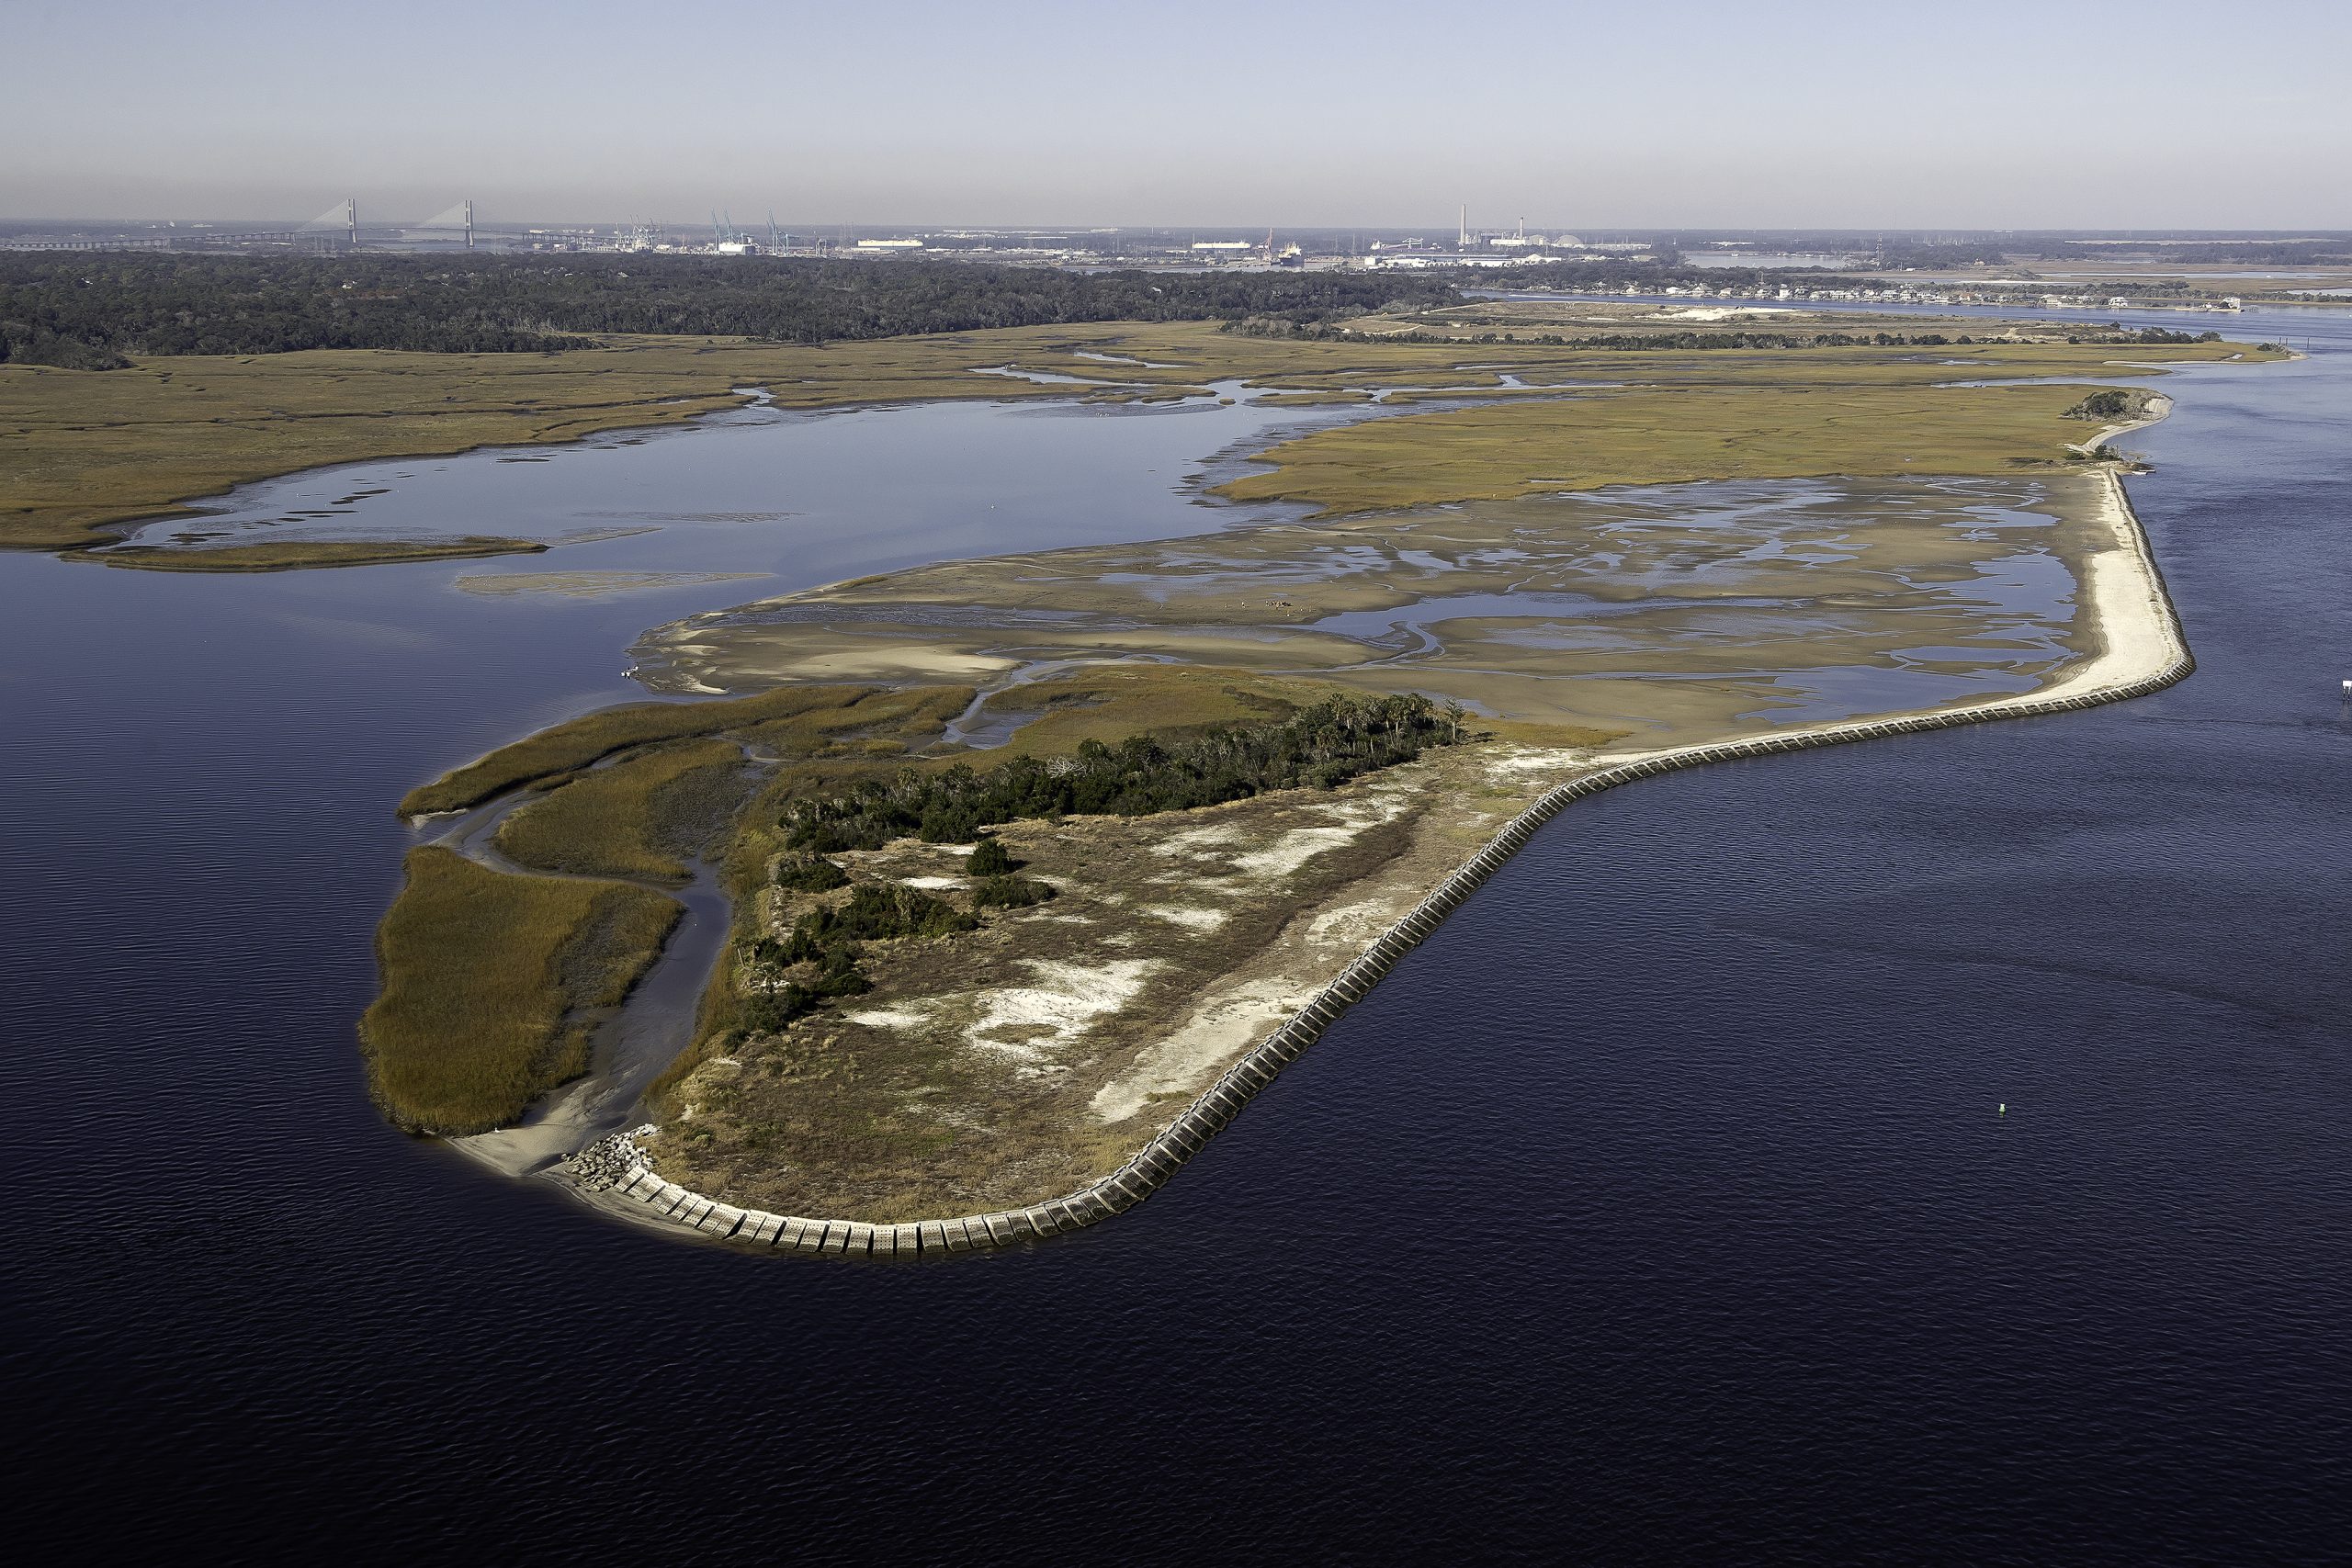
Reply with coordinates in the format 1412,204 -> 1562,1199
5,309 -> 2346,1562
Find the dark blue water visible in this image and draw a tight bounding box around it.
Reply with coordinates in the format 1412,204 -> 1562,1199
6,311 -> 2347,1563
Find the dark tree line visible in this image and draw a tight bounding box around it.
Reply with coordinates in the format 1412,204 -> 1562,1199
733,695 -> 1460,1039
0,252 -> 1466,367
779,694 -> 1465,854
0,251 -> 1935,371
737,883 -> 976,1035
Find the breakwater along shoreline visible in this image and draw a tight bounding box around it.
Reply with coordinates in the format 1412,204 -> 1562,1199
557,465 -> 2189,1257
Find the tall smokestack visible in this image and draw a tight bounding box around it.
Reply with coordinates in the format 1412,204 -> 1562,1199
464,199 -> 473,251
346,197 -> 356,250
1459,204 -> 1466,247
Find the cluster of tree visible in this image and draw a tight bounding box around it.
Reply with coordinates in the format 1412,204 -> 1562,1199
789,883 -> 979,946
2065,389 -> 2137,421
958,835 -> 1057,908
972,874 -> 1057,909
0,321 -> 130,369
737,935 -> 869,1035
1871,242 -> 2014,268
736,698 -> 1462,1039
2127,241 -> 2350,266
0,253 -> 1467,367
772,852 -> 851,892
737,883 -> 978,1033
779,694 -> 1464,853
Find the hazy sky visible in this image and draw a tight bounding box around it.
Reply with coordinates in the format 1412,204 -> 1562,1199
6,0 -> 2346,230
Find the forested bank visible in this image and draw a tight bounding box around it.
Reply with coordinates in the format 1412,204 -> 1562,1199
2,250 -> 1999,369
0,254 -> 1464,367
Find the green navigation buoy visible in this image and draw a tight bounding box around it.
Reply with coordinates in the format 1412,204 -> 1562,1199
1998,1103 -> 2007,1116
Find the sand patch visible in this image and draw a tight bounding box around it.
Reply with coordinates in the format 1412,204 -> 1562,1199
1228,825 -> 1370,879
965,957 -> 1160,1057
1306,897 -> 1403,947
1091,976 -> 1307,1123
1144,905 -> 1229,931
789,646 -> 1020,681
1152,822 -> 1250,857
844,1003 -> 938,1030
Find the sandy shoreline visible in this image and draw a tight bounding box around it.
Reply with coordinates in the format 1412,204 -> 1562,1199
560,451 -> 2189,1255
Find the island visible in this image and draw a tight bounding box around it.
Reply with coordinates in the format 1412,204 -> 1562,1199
340,314 -> 2269,1251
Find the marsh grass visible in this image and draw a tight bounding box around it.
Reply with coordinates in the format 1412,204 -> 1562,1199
8,323 -> 2268,553
398,683 -> 895,818
360,846 -> 682,1134
493,737 -> 748,881
1216,381 -> 2123,514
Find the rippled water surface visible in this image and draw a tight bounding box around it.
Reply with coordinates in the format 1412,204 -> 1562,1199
6,310 -> 2348,1563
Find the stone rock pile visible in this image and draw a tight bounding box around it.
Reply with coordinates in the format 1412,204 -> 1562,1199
564,1126 -> 654,1192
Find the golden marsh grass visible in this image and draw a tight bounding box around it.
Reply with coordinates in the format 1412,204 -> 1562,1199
360,846 -> 682,1134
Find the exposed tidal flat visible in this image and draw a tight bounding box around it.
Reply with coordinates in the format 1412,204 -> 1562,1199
6,303 -> 2349,1559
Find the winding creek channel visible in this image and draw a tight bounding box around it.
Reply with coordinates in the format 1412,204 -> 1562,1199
6,303 -> 2348,1562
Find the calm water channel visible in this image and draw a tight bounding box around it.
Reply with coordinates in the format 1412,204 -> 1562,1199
5,309 -> 2347,1562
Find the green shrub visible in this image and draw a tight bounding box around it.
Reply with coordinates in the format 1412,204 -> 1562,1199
774,852 -> 851,892
972,875 -> 1057,909
790,885 -> 976,953
2064,389 -> 2132,421
965,836 -> 1013,875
